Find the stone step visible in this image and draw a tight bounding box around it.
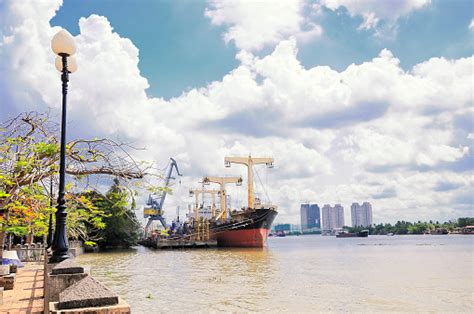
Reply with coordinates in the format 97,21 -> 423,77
0,273 -> 16,290
0,266 -> 9,276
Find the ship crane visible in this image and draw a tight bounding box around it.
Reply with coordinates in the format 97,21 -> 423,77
202,176 -> 242,221
224,155 -> 274,209
144,158 -> 182,237
189,188 -> 220,220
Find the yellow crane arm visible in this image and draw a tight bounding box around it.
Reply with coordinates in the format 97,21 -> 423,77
224,156 -> 249,166
202,176 -> 242,221
224,156 -> 274,208
203,176 -> 242,185
249,157 -> 273,165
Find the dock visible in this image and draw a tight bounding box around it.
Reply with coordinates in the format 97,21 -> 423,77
140,238 -> 217,249
0,262 -> 44,313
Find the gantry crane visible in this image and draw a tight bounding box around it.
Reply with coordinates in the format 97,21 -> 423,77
144,158 -> 182,237
189,188 -> 220,219
202,176 -> 242,221
224,155 -> 273,208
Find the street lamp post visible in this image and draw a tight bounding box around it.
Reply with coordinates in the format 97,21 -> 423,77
46,175 -> 54,249
50,30 -> 77,263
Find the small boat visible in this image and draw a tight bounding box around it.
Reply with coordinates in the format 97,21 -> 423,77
358,230 -> 369,237
336,230 -> 369,238
275,231 -> 286,237
386,233 -> 394,236
430,228 -> 449,235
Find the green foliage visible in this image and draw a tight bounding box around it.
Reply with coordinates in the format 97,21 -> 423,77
3,183 -> 50,238
85,179 -> 141,248
0,112 -> 150,248
347,219 -> 465,235
32,142 -> 59,157
65,192 -> 109,242
84,241 -> 96,247
457,217 -> 474,227
5,226 -> 28,236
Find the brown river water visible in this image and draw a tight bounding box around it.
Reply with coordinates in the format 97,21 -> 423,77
77,235 -> 473,313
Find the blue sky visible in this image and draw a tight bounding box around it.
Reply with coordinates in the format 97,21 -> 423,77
51,0 -> 239,99
1,0 -> 473,224
50,0 -> 473,99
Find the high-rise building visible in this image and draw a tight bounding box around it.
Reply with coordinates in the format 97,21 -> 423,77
300,204 -> 321,231
321,205 -> 332,231
333,204 -> 345,228
351,202 -> 373,227
322,204 -> 345,231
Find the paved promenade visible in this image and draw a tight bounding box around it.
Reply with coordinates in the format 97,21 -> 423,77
0,262 -> 44,314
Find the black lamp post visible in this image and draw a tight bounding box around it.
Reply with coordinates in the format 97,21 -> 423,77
46,175 -> 54,249
50,30 -> 78,263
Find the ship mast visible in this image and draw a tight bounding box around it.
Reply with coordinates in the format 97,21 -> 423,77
202,176 -> 242,221
189,188 -> 220,219
224,155 -> 273,208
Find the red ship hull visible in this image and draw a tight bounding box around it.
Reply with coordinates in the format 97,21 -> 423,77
211,207 -> 277,248
216,228 -> 270,247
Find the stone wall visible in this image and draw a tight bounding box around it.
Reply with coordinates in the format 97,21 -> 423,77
44,253 -> 130,313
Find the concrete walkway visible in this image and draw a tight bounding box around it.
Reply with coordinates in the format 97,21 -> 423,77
0,262 -> 44,314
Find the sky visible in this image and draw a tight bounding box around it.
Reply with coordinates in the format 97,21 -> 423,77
0,0 -> 473,225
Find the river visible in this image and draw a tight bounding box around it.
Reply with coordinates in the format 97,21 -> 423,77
77,234 -> 473,313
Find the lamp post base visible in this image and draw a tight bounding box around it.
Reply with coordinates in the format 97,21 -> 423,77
49,252 -> 70,264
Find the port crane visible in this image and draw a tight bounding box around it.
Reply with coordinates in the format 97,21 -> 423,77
189,188 -> 220,220
225,156 -> 274,208
202,176 -> 242,221
144,158 -> 182,237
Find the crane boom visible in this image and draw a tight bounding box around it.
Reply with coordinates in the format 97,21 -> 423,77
224,155 -> 273,208
144,158 -> 182,235
158,158 -> 181,211
202,176 -> 242,221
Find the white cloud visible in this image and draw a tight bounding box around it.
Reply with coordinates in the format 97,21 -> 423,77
469,19 -> 474,30
1,0 -> 472,225
205,0 -> 321,51
321,0 -> 431,31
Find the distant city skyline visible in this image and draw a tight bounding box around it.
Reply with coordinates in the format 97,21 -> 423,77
298,202 -> 374,231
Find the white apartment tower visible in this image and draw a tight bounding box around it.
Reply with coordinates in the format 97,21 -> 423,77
351,202 -> 373,227
333,204 -> 345,228
322,204 -> 345,231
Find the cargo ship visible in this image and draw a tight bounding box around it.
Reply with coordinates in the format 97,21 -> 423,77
140,156 -> 277,248
204,156 -> 278,247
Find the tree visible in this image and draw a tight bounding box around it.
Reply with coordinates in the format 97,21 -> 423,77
408,222 -> 428,234
3,183 -> 51,244
0,112 -> 153,253
458,217 -> 474,227
91,179 -> 141,248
